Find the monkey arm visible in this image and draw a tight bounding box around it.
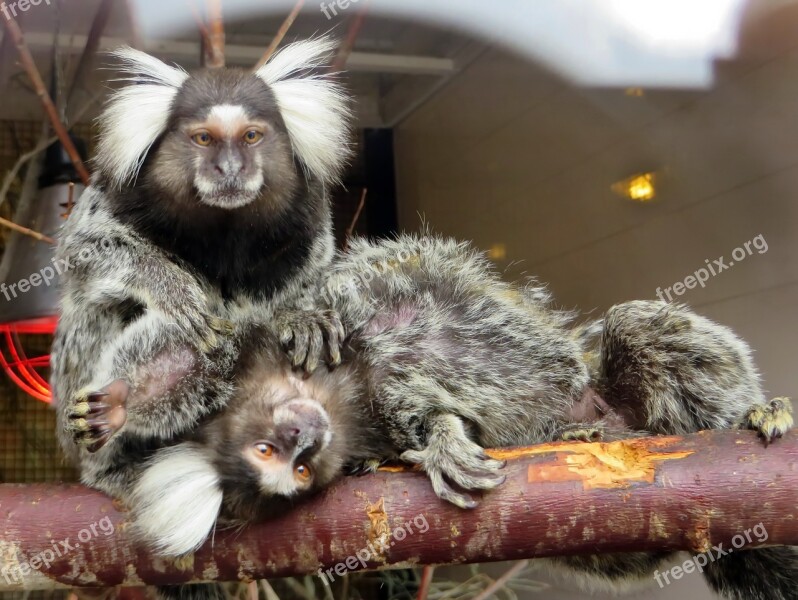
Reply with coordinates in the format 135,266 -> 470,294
0,430 -> 794,591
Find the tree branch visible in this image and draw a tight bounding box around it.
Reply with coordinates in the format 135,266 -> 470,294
0,430 -> 795,590
0,11 -> 90,185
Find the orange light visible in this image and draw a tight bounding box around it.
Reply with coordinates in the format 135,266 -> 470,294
612,172 -> 656,202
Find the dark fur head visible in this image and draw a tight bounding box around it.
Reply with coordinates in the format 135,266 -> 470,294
203,329 -> 366,521
94,39 -> 350,298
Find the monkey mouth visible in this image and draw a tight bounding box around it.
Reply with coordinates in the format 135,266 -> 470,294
196,183 -> 258,210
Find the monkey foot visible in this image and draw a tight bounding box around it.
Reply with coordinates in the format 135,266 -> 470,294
401,437 -> 506,510
740,397 -> 793,445
560,426 -> 604,443
69,380 -> 129,453
345,458 -> 385,476
277,309 -> 346,373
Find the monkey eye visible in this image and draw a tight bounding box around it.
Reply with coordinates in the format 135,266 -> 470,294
295,463 -> 312,481
254,442 -> 275,458
242,129 -> 264,145
191,131 -> 213,147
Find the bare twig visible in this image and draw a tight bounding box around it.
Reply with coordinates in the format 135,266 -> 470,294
0,93 -> 99,212
470,561 -> 530,600
342,187 -> 367,251
0,215 -> 55,245
187,0 -> 213,54
205,0 -> 225,68
253,0 -> 305,70
417,566 -> 435,600
124,0 -> 144,48
0,12 -> 90,185
330,1 -> 370,72
66,0 -> 113,109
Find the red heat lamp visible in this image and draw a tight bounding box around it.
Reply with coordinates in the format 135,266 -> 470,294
0,137 -> 87,403
0,316 -> 58,403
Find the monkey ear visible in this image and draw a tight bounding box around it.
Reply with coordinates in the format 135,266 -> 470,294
255,37 -> 353,185
96,47 -> 189,189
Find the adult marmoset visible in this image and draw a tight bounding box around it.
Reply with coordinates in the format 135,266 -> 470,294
131,235 -> 794,599
50,37 -> 351,502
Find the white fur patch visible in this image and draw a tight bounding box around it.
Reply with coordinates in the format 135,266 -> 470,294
208,104 -> 248,137
96,47 -> 189,188
255,37 -> 352,184
130,443 -> 222,556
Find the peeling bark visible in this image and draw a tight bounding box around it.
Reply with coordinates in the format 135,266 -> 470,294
0,430 -> 795,590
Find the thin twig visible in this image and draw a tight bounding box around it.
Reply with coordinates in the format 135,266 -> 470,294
0,93 -> 99,212
253,0 -> 305,70
0,12 -> 90,185
470,560 -> 529,600
205,0 -> 225,68
0,215 -> 55,245
417,565 -> 435,600
342,187 -> 367,251
187,0 -> 212,53
330,1 -> 370,72
66,0 -> 113,109
124,0 -> 144,48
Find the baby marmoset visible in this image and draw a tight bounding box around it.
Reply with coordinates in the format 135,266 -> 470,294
130,234 -> 794,599
50,38 -> 351,502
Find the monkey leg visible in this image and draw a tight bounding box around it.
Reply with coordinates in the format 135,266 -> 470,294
275,308 -> 346,373
400,413 -> 507,509
597,300 -> 770,436
68,312 -> 235,451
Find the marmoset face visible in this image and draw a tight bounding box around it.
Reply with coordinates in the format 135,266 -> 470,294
152,70 -> 298,210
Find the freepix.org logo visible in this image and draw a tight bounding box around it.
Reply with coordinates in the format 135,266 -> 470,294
0,0 -> 52,20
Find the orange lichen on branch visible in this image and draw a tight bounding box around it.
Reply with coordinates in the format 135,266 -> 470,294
522,438 -> 693,490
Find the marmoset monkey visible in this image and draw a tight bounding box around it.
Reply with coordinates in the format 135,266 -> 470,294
128,235 -> 792,600
50,37 -> 351,501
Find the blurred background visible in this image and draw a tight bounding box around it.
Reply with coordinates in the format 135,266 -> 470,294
0,0 -> 796,598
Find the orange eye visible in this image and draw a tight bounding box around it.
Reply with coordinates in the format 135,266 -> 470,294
254,442 -> 274,457
295,463 -> 311,480
192,131 -> 213,147
242,129 -> 263,145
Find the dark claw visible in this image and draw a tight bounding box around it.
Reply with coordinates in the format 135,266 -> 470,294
86,429 -> 113,453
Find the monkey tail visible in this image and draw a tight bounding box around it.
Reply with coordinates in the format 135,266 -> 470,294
130,442 -> 223,556
702,546 -> 798,600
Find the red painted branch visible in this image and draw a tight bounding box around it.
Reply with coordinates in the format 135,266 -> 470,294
0,430 -> 795,590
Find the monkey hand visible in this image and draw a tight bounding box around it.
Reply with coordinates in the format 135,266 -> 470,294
275,309 -> 346,373
400,414 -> 506,509
68,380 -> 129,452
155,286 -> 234,353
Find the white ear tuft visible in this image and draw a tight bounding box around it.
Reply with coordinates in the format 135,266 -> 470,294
130,443 -> 223,556
96,47 -> 189,189
255,38 -> 352,184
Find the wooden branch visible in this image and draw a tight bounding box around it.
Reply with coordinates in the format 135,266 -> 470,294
66,0 -> 113,111
0,12 -> 90,186
342,187 -> 367,252
0,430 -> 795,591
253,0 -> 305,71
330,2 -> 370,73
204,0 -> 225,68
0,214 -> 55,244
